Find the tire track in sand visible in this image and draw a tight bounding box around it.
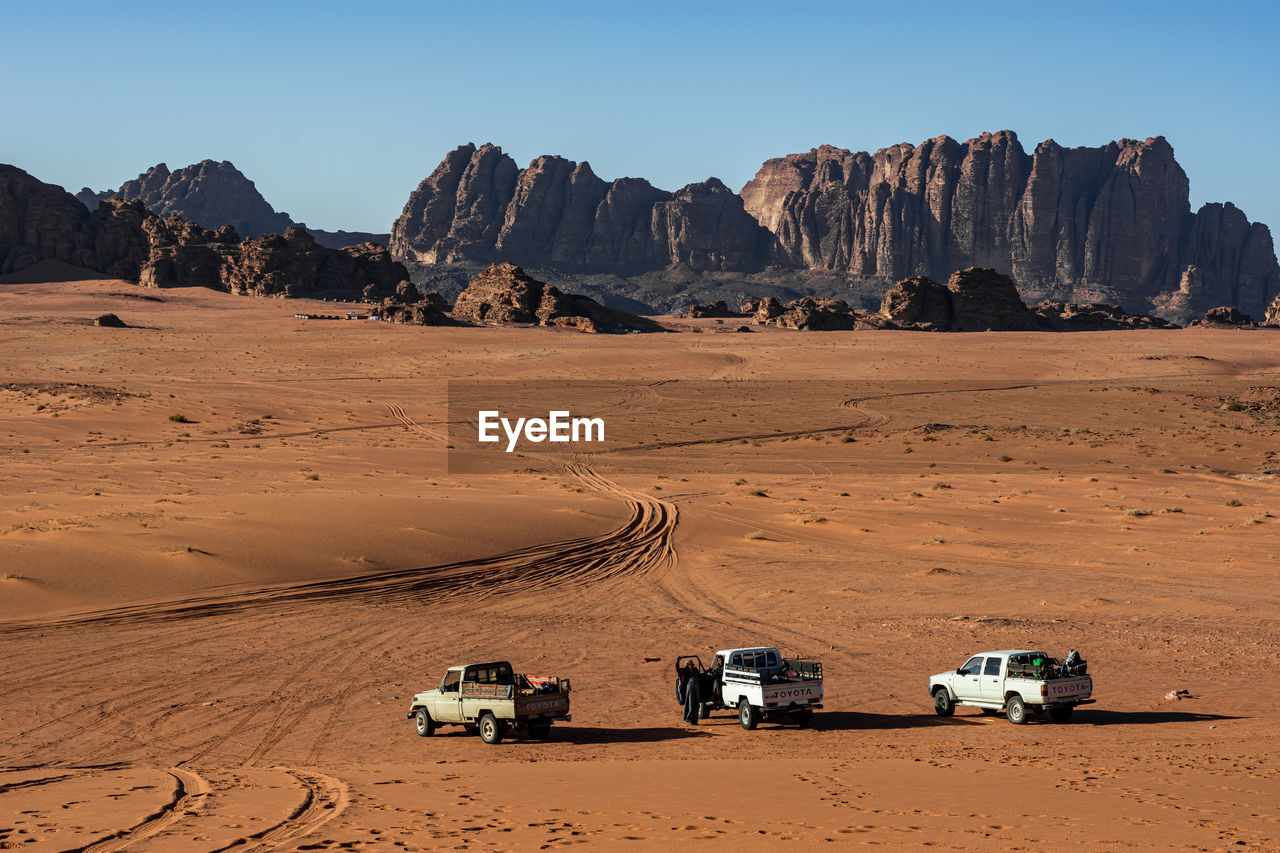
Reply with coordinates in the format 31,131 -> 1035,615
74,767 -> 209,853
209,768 -> 347,853
0,464 -> 677,630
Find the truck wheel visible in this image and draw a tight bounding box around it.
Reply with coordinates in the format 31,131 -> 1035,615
738,698 -> 760,730
1005,695 -> 1027,725
1049,705 -> 1074,722
932,688 -> 955,717
478,713 -> 505,744
413,708 -> 435,738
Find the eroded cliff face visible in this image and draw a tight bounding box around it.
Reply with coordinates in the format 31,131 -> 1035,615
743,132 -> 1029,278
743,132 -> 1279,318
390,144 -> 776,274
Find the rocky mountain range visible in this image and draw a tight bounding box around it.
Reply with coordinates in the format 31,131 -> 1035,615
4,131 -> 1278,324
391,134 -> 1279,321
77,160 -> 389,249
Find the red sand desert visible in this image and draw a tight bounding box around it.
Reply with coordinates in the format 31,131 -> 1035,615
2,278 -> 1278,850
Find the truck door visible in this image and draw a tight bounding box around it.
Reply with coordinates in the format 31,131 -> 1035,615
953,656 -> 984,700
979,655 -> 1005,702
434,669 -> 463,723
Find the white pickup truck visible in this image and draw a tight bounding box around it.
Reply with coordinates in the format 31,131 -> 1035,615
929,649 -> 1093,724
677,646 -> 823,729
406,661 -> 571,744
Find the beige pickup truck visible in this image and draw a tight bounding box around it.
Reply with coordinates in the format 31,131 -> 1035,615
406,661 -> 572,744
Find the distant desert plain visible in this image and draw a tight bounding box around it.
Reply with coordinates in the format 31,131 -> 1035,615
1,275 -> 1278,851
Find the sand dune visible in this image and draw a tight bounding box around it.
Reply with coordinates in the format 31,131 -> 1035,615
1,279 -> 1278,850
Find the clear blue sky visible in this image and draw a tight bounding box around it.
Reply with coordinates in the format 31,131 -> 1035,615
3,0 -> 1278,233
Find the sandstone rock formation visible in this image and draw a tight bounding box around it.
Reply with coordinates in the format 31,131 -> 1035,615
220,227 -> 406,298
451,263 -> 663,333
4,164 -> 409,298
78,161 -> 294,237
1032,301 -> 1179,331
93,313 -> 126,328
881,268 -> 1037,331
1198,306 -> 1255,326
681,300 -> 740,318
78,161 -> 385,249
749,295 -> 891,331
391,144 -> 776,274
378,288 -> 452,325
3,164 -> 98,274
1267,293 -> 1280,326
742,133 -> 1280,319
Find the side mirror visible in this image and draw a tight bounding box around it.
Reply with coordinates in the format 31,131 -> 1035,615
956,669 -> 965,675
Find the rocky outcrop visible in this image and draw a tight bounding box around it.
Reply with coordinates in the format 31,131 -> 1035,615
3,164 -> 97,274
1033,301 -> 1179,331
391,144 -> 776,274
1267,293 -> 1280,326
79,161 -> 387,249
0,166 -> 162,280
749,295 -> 890,331
743,132 -> 1280,319
79,161 -> 295,237
378,288 -> 452,325
881,268 -> 1037,331
451,262 -> 663,333
3,164 -> 409,297
681,300 -> 740,318
93,313 -> 126,328
763,297 -> 856,330
220,228 -> 407,297
1198,306 -> 1255,327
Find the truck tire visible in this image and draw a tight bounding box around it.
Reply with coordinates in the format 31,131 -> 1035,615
1005,695 -> 1027,725
738,698 -> 760,730
413,708 -> 435,737
932,688 -> 955,717
478,713 -> 505,744
527,720 -> 552,739
1049,705 -> 1074,722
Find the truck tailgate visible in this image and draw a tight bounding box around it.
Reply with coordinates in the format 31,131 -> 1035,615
1046,677 -> 1091,701
762,680 -> 823,706
515,693 -> 570,717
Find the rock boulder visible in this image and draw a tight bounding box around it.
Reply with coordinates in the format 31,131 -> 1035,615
451,262 -> 663,333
